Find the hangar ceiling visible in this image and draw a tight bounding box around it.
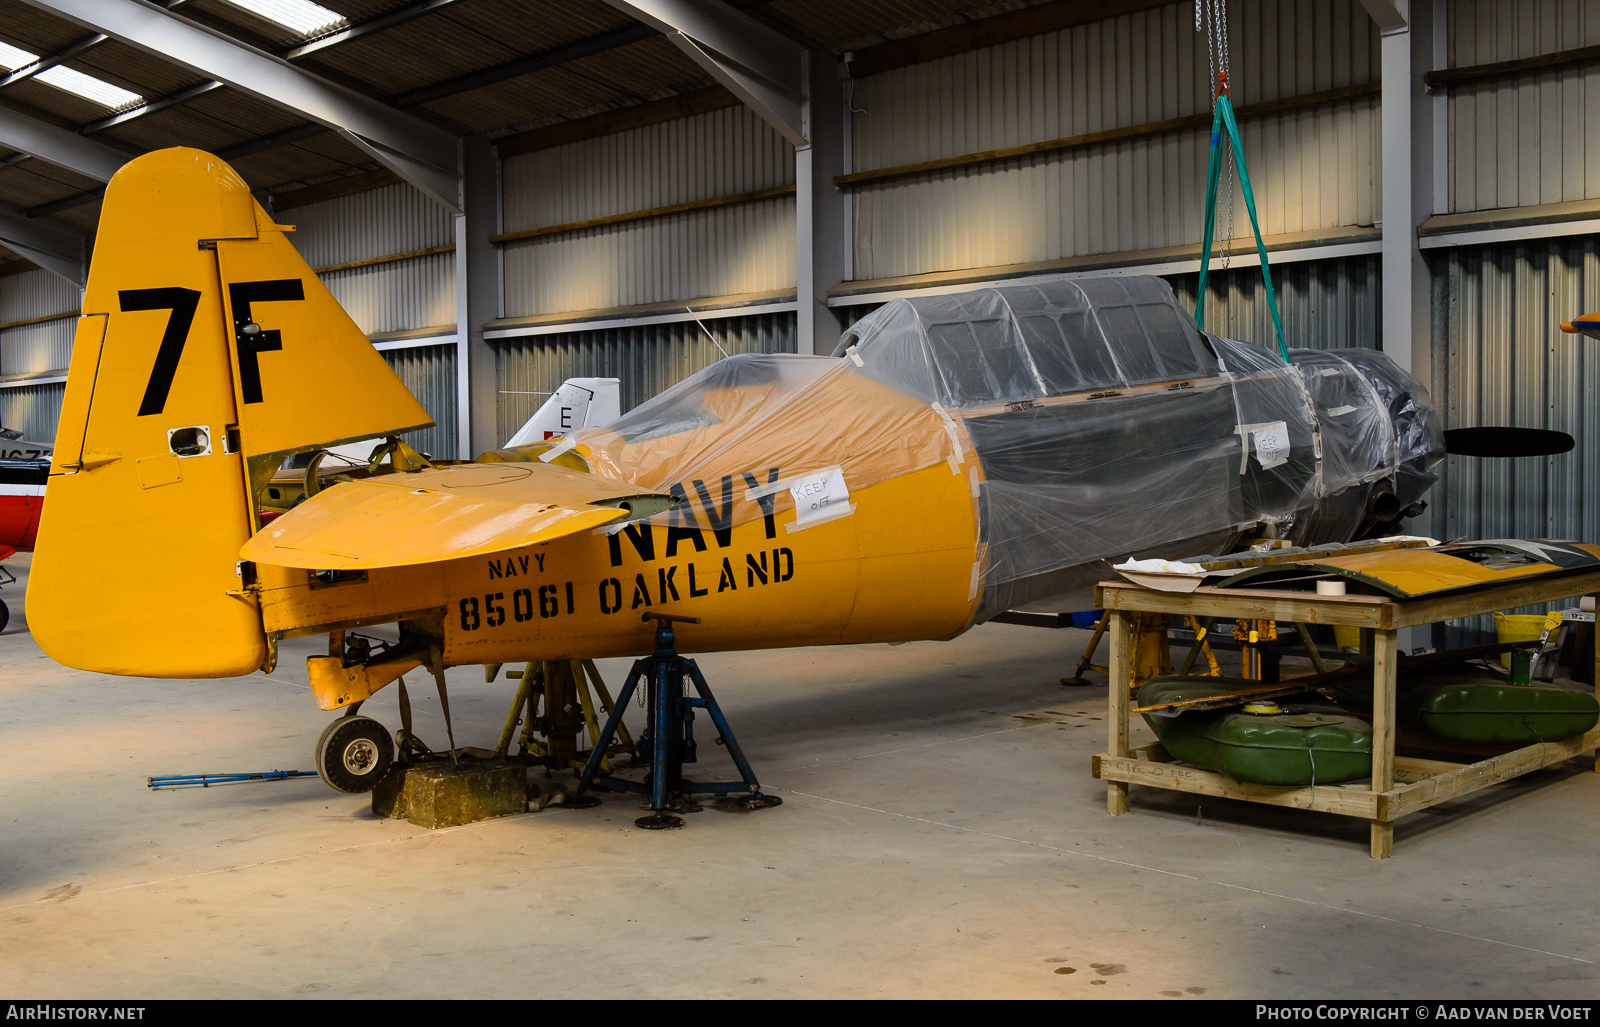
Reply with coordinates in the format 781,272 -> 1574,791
0,0 -> 1062,261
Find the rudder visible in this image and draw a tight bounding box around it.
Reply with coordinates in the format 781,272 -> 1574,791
31,148 -> 432,678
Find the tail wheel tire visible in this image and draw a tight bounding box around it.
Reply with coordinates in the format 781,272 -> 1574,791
0,598 -> 10,633
315,716 -> 393,794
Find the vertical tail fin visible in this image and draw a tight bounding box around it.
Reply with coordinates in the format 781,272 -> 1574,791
31,148 -> 432,678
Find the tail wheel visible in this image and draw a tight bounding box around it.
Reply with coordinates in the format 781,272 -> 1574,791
0,598 -> 10,633
315,716 -> 393,793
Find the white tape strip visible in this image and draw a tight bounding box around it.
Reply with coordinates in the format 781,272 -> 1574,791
784,502 -> 855,533
1234,421 -> 1291,473
538,436 -> 579,463
931,401 -> 963,472
968,464 -> 980,497
846,345 -> 865,367
744,464 -> 842,503
1325,404 -> 1357,417
968,561 -> 981,600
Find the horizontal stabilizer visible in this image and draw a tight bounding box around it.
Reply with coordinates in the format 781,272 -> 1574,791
241,461 -> 674,569
1443,427 -> 1575,458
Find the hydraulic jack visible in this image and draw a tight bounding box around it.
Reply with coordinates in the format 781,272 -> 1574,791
574,612 -> 782,829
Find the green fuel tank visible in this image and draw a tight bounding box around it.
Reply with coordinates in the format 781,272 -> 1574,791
1326,666 -> 1597,746
1136,677 -> 1372,786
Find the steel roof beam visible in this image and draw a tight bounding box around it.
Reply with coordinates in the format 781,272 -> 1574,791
602,0 -> 807,144
0,105 -> 132,181
16,0 -> 463,212
0,206 -> 84,285
1358,0 -> 1408,33
16,0 -> 785,217
0,33 -> 110,92
282,0 -> 467,61
0,1 -> 197,102
389,21 -> 656,109
37,0 -> 462,140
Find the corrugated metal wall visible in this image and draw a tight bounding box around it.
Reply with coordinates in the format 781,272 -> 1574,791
0,382 -> 64,444
1436,237 -> 1599,543
493,311 -> 797,444
0,270 -> 79,375
381,344 -> 458,460
834,254 -> 1379,352
1447,0 -> 1600,213
500,105 -> 795,316
848,0 -> 1380,281
1434,236 -> 1600,631
284,182 -> 456,335
836,305 -> 883,332
1166,254 -> 1381,351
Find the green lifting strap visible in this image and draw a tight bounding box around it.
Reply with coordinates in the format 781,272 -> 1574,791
1195,91 -> 1290,363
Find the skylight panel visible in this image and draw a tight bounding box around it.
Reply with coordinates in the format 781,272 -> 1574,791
36,66 -> 143,109
0,41 -> 143,109
218,0 -> 348,37
0,42 -> 35,70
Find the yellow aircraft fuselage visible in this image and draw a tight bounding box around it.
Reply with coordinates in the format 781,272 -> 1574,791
28,147 -> 983,705
258,459 -> 978,667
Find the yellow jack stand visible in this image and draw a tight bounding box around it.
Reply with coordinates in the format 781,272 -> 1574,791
492,659 -> 635,775
1063,612 -> 1183,688
1176,616 -> 1224,677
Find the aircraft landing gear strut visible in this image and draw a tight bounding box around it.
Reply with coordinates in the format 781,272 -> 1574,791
574,613 -> 780,829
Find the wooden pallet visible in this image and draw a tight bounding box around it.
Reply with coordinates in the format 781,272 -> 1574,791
1092,569 -> 1600,858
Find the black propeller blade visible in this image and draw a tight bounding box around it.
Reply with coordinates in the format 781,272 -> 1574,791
1444,427 -> 1575,458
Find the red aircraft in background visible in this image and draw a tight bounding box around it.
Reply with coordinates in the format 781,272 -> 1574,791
0,426 -> 49,631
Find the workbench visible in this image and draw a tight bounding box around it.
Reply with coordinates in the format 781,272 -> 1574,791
1090,570 -> 1600,858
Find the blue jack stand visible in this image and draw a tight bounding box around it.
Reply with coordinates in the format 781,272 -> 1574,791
574,612 -> 781,829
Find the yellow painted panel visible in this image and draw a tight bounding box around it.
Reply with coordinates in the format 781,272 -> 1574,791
1318,549 -> 1552,596
50,314 -> 106,472
30,149 -> 266,677
257,560 -> 447,638
422,460 -> 977,666
243,462 -> 672,570
215,228 -> 431,460
251,457 -> 978,665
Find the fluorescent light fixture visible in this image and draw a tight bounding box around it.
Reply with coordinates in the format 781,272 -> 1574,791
0,40 -> 142,109
217,0 -> 348,37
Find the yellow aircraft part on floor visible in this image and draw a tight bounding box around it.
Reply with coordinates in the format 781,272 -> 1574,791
30,148 -> 432,678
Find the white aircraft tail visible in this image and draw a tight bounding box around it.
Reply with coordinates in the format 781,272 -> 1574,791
505,377 -> 620,447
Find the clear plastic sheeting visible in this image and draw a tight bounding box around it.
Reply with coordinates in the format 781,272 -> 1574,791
835,275 -> 1441,616
554,274 -> 1443,622
1332,348 -> 1445,512
837,276 -> 1220,404
1294,348 -> 1398,496
569,353 -> 954,532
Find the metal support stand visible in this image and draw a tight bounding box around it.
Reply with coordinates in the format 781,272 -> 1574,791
574,613 -> 781,829
1061,614 -> 1110,685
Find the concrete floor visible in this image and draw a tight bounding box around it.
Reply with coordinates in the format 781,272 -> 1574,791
1,552 -> 1596,1000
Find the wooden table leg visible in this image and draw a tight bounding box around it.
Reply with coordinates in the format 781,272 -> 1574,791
1592,596 -> 1599,773
1369,627 -> 1398,858
1107,610 -> 1132,816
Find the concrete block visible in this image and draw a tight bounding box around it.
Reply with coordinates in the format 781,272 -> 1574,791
371,758 -> 527,829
